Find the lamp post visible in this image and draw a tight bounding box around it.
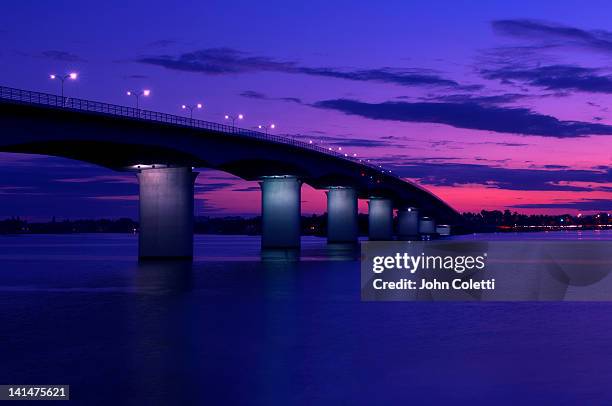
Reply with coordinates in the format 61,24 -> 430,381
224,114 -> 244,130
126,89 -> 150,111
49,72 -> 77,105
257,123 -> 276,135
181,103 -> 203,121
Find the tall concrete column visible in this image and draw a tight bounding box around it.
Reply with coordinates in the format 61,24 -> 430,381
327,186 -> 358,244
397,207 -> 419,239
137,167 -> 198,259
260,176 -> 301,249
368,197 -> 393,240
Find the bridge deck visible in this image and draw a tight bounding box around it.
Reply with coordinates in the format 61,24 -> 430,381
0,86 -> 391,174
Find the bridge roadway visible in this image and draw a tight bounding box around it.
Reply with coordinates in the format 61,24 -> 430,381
0,86 -> 461,258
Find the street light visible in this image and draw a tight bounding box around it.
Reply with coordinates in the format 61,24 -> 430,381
49,72 -> 78,104
256,123 -> 276,135
126,89 -> 150,111
181,103 -> 203,121
224,114 -> 244,129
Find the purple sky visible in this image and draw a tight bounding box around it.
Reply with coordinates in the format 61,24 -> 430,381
0,1 -> 610,220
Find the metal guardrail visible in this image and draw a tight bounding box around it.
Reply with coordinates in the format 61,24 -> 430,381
0,86 -> 398,179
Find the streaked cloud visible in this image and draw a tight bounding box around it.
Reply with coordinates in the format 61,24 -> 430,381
54,175 -> 137,184
511,199 -> 612,211
313,98 -> 612,138
239,90 -> 302,104
492,19 -> 612,54
420,93 -> 528,105
482,64 -> 612,94
392,162 -> 611,192
41,50 -> 86,62
138,47 -> 469,88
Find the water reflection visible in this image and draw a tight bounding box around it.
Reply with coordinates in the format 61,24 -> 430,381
261,248 -> 300,262
325,242 -> 360,261
134,259 -> 194,294
1,233 -> 612,404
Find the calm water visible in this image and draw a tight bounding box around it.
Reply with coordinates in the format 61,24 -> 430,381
1,231 -> 612,405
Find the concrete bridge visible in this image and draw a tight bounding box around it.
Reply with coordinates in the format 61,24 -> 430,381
0,86 -> 461,259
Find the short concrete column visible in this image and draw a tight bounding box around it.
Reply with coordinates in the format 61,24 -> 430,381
419,216 -> 436,235
260,176 -> 301,249
368,197 -> 393,240
436,225 -> 451,236
327,186 -> 358,243
137,167 -> 198,259
397,207 -> 419,239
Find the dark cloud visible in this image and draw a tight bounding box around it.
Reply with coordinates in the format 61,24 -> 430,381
491,142 -> 529,147
239,90 -> 302,104
391,162 -> 611,192
239,90 -> 267,99
299,66 -> 460,87
324,138 -> 389,148
146,39 -> 179,48
422,93 -> 528,105
41,50 -> 86,62
194,182 -> 233,192
279,96 -> 303,104
232,185 -> 260,192
511,199 -> 612,211
139,48 -> 294,74
492,19 -> 612,53
125,74 -> 149,79
542,164 -> 569,169
313,98 -> 612,138
138,47 -> 466,88
477,44 -> 557,70
299,134 -> 391,148
387,136 -> 528,148
0,156 -> 137,218
482,64 -> 612,94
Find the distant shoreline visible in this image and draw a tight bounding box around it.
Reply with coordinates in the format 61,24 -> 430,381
1,210 -> 609,236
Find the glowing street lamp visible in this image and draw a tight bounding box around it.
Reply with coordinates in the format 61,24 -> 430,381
224,114 -> 244,129
126,89 -> 150,110
181,103 -> 203,121
256,123 -> 276,135
49,72 -> 78,104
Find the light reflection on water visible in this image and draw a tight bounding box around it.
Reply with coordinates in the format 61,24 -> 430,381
0,231 -> 610,405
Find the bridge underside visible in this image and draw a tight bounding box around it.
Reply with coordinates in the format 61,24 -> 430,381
0,98 -> 463,258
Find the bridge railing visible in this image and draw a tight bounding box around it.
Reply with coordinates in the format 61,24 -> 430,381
0,86 -> 397,179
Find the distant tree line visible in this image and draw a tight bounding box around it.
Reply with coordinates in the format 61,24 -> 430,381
462,210 -> 610,232
0,210 -> 609,235
0,217 -> 139,234
0,214 -> 361,236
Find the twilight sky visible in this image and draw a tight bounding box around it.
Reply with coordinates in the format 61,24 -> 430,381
0,0 -> 611,220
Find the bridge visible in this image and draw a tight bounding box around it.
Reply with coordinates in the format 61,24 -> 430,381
0,86 -> 461,259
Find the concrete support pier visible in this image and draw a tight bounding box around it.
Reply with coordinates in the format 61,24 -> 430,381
260,176 -> 302,249
327,186 -> 358,244
436,225 -> 451,236
368,197 -> 393,240
419,216 -> 436,235
137,167 -> 198,259
397,207 -> 419,240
